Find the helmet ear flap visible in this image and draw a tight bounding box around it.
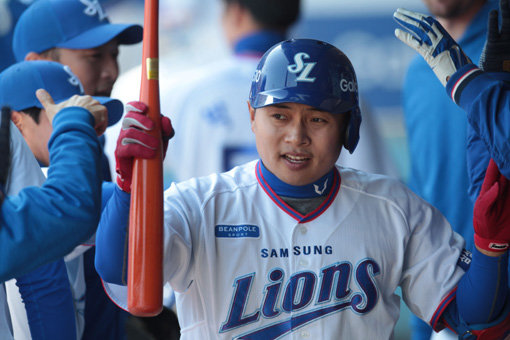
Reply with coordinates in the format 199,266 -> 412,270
343,112 -> 351,151
344,107 -> 361,154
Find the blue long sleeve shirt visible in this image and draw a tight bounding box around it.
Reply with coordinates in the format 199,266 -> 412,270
0,106 -> 102,282
446,65 -> 510,199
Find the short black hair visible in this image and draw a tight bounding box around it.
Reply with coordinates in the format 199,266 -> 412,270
225,0 -> 300,31
21,107 -> 42,124
0,107 -> 11,205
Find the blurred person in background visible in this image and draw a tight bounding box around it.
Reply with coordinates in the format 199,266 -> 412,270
161,0 -> 301,181
400,0 -> 497,339
0,0 -> 32,72
108,0 -> 300,185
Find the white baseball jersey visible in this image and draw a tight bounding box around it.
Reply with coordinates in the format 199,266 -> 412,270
105,160 -> 466,339
2,124 -> 45,340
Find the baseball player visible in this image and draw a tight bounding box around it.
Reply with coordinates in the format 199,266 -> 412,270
394,13 -> 510,333
0,81 -> 109,339
397,3 -> 498,338
0,60 -> 125,339
394,2 -> 510,202
0,60 -> 172,339
0,0 -> 32,72
108,3 -> 299,329
96,39 -> 510,339
11,0 -> 143,338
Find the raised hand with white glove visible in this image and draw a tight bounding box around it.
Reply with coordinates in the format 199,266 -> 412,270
393,8 -> 472,86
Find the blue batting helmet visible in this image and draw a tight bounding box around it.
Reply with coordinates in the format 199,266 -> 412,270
249,38 -> 361,153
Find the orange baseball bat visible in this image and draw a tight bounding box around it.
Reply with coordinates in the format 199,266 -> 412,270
127,0 -> 163,316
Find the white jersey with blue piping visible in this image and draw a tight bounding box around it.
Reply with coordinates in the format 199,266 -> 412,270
105,159 -> 466,339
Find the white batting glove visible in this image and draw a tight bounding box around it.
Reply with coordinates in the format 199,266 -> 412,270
393,8 -> 472,86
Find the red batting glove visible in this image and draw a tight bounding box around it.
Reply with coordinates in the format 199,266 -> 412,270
114,101 -> 174,193
473,159 -> 510,253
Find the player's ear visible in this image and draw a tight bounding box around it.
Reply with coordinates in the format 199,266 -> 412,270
341,111 -> 351,149
10,110 -> 24,132
247,101 -> 256,132
25,52 -> 43,61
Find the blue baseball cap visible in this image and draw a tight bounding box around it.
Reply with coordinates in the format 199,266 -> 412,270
13,0 -> 143,61
0,60 -> 123,126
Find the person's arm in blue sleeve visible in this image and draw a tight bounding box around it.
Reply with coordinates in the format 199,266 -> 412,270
436,249 -> 510,338
435,159 -> 510,339
0,105 -> 103,282
15,259 -> 76,340
95,101 -> 174,285
101,181 -> 116,210
95,185 -> 130,285
446,65 -> 510,179
466,126 -> 491,202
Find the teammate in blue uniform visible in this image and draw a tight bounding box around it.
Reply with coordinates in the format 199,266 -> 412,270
11,1 -> 143,338
0,0 -> 32,72
2,59 -> 173,339
398,1 -> 497,338
455,0 -> 510,202
0,60 -> 125,339
0,88 -> 109,280
96,39 -> 510,339
395,5 -> 510,337
0,81 -> 109,339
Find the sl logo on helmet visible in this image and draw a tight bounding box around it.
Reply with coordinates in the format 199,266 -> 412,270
288,52 -> 316,82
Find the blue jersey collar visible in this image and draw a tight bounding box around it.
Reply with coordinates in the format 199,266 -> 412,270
255,161 -> 341,223
234,31 -> 286,57
256,160 -> 337,198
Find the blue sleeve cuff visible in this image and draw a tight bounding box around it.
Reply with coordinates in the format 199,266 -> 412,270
447,65 -> 510,107
445,64 -> 482,105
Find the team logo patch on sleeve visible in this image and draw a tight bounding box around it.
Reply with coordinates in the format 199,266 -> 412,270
215,225 -> 260,238
456,249 -> 472,271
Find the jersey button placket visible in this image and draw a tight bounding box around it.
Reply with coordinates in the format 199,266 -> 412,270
294,223 -> 310,269
300,330 -> 311,338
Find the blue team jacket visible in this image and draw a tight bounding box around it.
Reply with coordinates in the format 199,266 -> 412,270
0,107 -> 102,282
446,65 -> 510,201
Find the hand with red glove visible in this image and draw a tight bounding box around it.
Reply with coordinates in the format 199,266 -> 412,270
473,159 -> 510,255
115,101 -> 174,193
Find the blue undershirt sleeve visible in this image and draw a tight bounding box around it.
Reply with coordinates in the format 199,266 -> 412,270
101,181 -> 115,211
95,185 -> 130,285
457,247 -> 508,324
